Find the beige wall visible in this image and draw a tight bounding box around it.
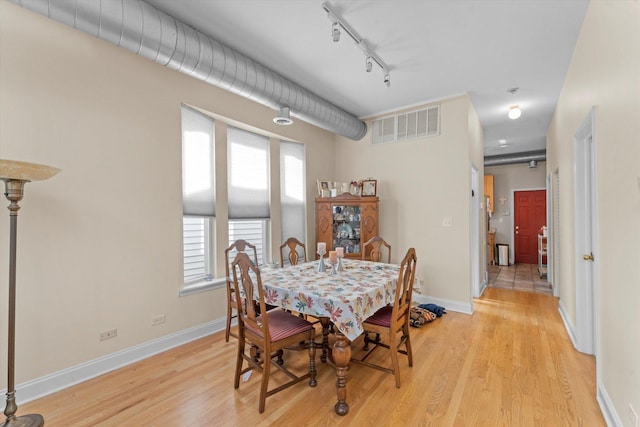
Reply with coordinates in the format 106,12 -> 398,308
546,0 -> 640,423
0,1 -> 334,383
334,95 -> 484,306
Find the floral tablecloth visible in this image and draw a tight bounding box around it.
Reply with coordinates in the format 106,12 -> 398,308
258,258 -> 400,341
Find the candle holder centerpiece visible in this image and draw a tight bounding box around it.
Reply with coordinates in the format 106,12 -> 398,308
317,242 -> 327,272
336,247 -> 344,271
328,250 -> 338,276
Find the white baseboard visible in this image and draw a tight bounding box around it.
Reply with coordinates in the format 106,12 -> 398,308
558,300 -> 578,350
413,293 -> 473,315
7,317 -> 228,405
479,279 -> 488,297
597,380 -> 623,426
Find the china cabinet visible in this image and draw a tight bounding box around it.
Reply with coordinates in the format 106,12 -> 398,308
315,193 -> 379,259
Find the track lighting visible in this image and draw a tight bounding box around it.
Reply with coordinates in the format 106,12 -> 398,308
508,105 -> 522,120
323,2 -> 391,88
332,22 -> 340,42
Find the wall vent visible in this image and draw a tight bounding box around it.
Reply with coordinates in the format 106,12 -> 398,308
371,106 -> 440,144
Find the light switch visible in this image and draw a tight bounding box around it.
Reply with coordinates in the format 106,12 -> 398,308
442,218 -> 453,227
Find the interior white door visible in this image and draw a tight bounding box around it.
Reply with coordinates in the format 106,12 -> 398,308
573,108 -> 598,355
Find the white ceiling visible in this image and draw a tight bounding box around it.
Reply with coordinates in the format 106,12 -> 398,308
144,0 -> 589,157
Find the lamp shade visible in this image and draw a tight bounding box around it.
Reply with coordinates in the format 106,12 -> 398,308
0,159 -> 60,182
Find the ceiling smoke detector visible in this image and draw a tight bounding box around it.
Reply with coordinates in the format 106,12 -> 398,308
273,107 -> 293,125
529,160 -> 538,168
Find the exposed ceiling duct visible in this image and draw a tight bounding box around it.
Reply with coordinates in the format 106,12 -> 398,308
10,0 -> 367,141
484,150 -> 546,167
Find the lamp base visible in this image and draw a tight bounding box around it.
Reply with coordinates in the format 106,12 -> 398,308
1,414 -> 44,427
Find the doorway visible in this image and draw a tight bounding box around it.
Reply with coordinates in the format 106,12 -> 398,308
514,189 -> 546,264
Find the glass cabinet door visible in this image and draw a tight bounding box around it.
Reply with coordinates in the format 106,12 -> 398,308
332,204 -> 361,255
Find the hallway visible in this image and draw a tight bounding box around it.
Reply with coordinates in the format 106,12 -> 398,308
488,263 -> 552,295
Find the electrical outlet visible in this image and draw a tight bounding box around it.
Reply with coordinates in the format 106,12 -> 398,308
152,314 -> 166,326
99,328 -> 117,341
442,217 -> 453,227
629,403 -> 638,427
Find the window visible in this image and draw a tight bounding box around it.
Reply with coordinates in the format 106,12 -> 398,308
280,141 -> 306,244
228,219 -> 269,265
227,126 -> 270,264
181,106 -> 215,285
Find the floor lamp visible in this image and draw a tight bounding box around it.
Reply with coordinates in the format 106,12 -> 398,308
0,160 -> 60,427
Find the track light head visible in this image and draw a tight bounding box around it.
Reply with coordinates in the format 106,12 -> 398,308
332,22 -> 340,42
365,57 -> 372,72
383,73 -> 390,87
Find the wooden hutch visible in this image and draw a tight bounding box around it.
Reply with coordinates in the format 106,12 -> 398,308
315,193 -> 379,259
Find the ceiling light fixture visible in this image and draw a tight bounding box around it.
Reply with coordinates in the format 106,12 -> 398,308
508,105 -> 522,120
322,2 -> 391,87
499,139 -> 507,145
273,106 -> 293,125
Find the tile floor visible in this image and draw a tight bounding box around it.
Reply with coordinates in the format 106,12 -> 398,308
487,263 -> 553,295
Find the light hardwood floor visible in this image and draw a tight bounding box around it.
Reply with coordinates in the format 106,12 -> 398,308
19,288 -> 604,426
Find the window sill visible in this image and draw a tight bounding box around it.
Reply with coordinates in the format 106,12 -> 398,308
179,277 -> 225,297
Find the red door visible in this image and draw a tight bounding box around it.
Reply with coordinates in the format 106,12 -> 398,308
514,190 -> 546,264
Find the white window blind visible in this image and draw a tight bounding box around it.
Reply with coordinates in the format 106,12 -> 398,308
182,106 -> 215,216
183,217 -> 213,283
228,220 -> 269,266
181,106 -> 215,285
280,141 -> 306,243
227,126 -> 270,219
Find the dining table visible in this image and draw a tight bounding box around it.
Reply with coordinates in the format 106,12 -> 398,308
258,257 -> 401,415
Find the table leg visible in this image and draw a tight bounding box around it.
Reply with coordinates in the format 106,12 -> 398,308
332,330 -> 351,415
320,317 -> 331,362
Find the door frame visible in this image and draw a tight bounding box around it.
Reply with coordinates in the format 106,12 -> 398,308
573,107 -> 599,357
471,164 -> 482,298
509,186 -> 545,265
552,168 -> 561,298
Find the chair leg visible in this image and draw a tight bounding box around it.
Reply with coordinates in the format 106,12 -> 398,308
234,337 -> 245,389
225,304 -> 232,342
404,326 -> 413,367
390,332 -> 401,388
259,354 -> 270,413
308,339 -> 317,387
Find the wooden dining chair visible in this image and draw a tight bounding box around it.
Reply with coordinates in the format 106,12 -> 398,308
279,237 -> 307,267
362,236 -> 392,263
231,252 -> 317,413
352,247 -> 417,388
224,239 -> 259,342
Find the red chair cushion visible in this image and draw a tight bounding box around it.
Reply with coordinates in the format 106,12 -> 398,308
246,309 -> 313,342
363,305 -> 392,327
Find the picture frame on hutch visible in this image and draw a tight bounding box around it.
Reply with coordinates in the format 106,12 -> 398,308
317,179 -> 332,197
362,179 -> 377,197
